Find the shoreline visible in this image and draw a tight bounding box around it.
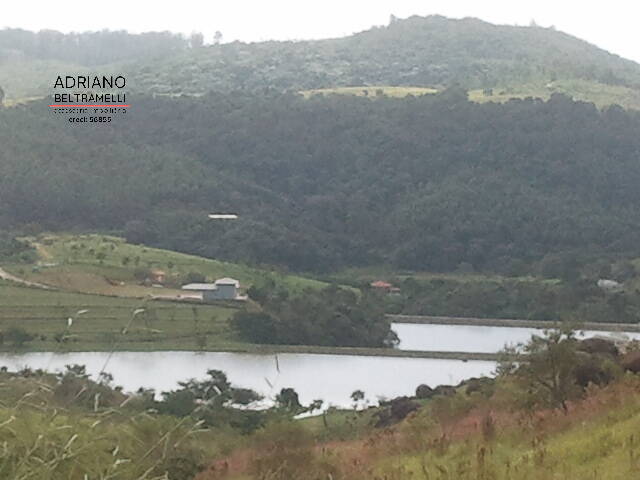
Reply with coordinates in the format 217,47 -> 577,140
0,344 -> 502,361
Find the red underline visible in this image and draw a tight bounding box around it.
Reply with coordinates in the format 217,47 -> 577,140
48,105 -> 131,108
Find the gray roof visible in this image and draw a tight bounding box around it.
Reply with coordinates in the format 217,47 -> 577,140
214,277 -> 240,287
181,283 -> 218,291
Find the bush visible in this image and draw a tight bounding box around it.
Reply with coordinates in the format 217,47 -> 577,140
5,327 -> 35,348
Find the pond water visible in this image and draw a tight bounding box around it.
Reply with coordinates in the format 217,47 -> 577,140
0,351 -> 495,409
393,322 -> 640,353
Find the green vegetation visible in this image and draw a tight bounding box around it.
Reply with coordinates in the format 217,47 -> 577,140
0,326 -> 639,479
233,284 -> 396,347
301,85 -> 438,98
380,271 -> 640,323
3,16 -> 640,108
0,364 -> 334,479
4,92 -> 640,276
0,281 -> 242,352
0,231 -> 35,262
7,233 -> 326,296
469,77 -> 640,110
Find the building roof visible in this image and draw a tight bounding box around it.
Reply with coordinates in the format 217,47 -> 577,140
181,283 -> 218,291
215,277 -> 240,287
370,280 -> 392,289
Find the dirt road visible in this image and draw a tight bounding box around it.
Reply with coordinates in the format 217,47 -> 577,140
0,267 -> 52,289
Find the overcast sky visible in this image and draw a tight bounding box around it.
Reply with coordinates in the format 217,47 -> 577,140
3,0 -> 640,63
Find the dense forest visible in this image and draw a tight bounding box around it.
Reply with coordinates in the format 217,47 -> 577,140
1,90 -> 640,275
233,284 -> 395,347
124,15 -> 640,96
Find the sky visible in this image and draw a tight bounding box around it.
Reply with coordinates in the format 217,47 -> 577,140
3,0 -> 640,63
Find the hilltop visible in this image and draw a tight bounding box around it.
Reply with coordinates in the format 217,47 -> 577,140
2,16 -> 640,108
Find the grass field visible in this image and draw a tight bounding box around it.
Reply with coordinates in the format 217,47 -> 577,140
469,78 -> 640,110
371,379 -> 640,480
301,86 -> 438,98
5,233 -> 326,298
0,280 -> 246,352
300,81 -> 640,110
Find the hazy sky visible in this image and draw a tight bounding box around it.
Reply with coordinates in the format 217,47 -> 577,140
3,0 -> 640,63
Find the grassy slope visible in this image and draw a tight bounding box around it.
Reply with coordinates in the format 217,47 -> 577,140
0,233 -> 328,353
7,233 -> 325,297
301,86 -> 438,98
0,59 -> 89,101
204,377 -> 640,479
378,382 -> 640,479
300,81 -> 640,110
1,234 -> 419,355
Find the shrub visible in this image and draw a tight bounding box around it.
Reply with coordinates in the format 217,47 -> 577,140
5,327 -> 35,348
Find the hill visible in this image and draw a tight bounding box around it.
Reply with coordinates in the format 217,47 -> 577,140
4,91 -> 640,275
4,233 -> 325,296
107,16 -> 640,110
0,232 -> 329,352
2,17 -> 640,109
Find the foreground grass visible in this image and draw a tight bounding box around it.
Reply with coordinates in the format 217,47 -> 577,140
0,370 -> 236,479
200,376 -> 640,480
372,378 -> 640,480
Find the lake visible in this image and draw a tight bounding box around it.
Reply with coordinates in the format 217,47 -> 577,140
2,323 -> 631,409
0,351 -> 495,409
393,323 -> 640,353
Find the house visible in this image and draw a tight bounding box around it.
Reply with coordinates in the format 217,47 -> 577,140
371,280 -> 392,291
150,269 -> 166,284
181,277 -> 240,301
370,280 -> 401,295
213,277 -> 240,299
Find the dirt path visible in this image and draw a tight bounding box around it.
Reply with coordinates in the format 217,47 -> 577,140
0,266 -> 53,289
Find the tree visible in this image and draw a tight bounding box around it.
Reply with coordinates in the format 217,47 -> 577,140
275,387 -> 302,412
503,327 -> 581,413
189,32 -> 204,48
213,31 -> 223,45
0,85 -> 4,106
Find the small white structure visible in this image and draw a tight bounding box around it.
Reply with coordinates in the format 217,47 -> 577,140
181,278 -> 240,301
597,279 -> 622,291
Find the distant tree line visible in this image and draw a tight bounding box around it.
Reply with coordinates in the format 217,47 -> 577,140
233,284 -> 396,347
0,28 -> 189,65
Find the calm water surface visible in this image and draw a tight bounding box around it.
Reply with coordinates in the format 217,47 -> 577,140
393,323 -> 640,353
0,351 -> 495,408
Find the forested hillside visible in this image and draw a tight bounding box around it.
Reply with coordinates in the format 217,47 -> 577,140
2,90 -> 640,274
124,15 -> 640,98
0,29 -> 190,101
2,16 -> 640,108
